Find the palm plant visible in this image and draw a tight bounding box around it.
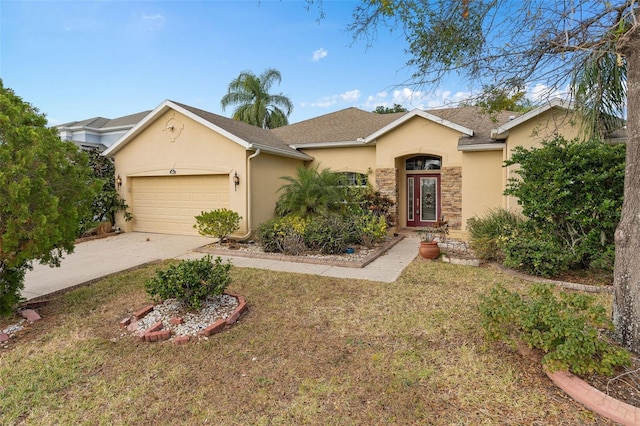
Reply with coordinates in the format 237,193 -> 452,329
220,68 -> 293,129
276,166 -> 347,218
572,47 -> 626,141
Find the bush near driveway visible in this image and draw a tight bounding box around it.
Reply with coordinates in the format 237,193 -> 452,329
145,255 -> 231,310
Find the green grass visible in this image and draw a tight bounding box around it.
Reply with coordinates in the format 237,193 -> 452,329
0,259 -> 609,425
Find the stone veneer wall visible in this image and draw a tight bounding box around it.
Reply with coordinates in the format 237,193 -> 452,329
440,167 -> 462,230
375,167 -> 398,226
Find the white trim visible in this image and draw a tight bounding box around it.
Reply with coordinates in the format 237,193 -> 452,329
494,98 -> 574,136
290,140 -> 366,149
104,100 -> 253,157
458,143 -> 506,152
103,100 -> 309,160
365,108 -> 473,143
247,144 -> 313,161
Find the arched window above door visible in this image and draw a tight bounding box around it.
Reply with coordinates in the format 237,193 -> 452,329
405,155 -> 441,171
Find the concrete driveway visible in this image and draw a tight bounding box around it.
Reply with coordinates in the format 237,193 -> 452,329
21,231 -> 420,301
22,232 -> 214,300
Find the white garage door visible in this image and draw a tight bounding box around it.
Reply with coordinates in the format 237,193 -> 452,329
131,175 -> 229,236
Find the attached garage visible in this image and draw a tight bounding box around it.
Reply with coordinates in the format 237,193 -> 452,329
130,175 -> 229,236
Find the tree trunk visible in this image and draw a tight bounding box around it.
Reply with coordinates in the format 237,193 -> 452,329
613,29 -> 640,353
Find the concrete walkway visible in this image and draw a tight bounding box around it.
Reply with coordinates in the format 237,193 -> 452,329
22,232 -> 419,301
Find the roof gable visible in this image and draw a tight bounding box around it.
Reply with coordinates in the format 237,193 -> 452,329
364,109 -> 474,143
103,100 -> 311,160
494,98 -> 573,136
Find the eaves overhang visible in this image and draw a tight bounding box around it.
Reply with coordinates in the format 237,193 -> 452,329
458,143 -> 506,152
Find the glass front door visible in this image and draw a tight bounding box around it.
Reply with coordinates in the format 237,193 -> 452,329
407,174 -> 440,227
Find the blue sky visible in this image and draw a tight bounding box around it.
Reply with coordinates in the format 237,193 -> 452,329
2,0 -> 481,126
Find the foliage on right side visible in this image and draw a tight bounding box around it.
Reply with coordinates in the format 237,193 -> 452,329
469,136 -> 625,277
479,283 -> 630,376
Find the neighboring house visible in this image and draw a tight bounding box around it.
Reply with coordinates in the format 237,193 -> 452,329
100,98 -> 592,239
56,110 -> 151,152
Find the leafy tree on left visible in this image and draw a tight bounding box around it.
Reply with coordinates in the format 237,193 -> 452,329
0,81 -> 97,315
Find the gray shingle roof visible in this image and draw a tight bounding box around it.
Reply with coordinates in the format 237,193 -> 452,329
272,106 -> 521,147
426,107 -> 523,145
272,107 -> 405,144
171,101 -> 308,158
57,110 -> 152,129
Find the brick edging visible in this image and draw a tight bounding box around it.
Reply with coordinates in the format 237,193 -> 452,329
196,235 -> 404,269
124,291 -> 248,345
492,263 -> 612,294
546,370 -> 640,425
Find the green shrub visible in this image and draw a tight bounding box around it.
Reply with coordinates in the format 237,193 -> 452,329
304,214 -> 354,254
145,255 -> 232,310
0,262 -> 27,316
355,212 -> 387,248
194,208 -> 241,244
503,225 -> 577,277
504,137 -> 624,272
467,208 -> 523,261
479,283 -> 630,376
255,216 -> 308,254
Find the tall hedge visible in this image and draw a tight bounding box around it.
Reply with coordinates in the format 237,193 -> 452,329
504,136 -> 625,272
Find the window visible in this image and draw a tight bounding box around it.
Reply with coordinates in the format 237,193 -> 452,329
339,172 -> 368,186
405,155 -> 441,171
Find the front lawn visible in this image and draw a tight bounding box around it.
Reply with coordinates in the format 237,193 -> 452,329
0,259 -> 611,425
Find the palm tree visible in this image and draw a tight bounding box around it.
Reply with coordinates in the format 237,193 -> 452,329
572,47 -> 627,141
220,68 -> 293,129
276,166 -> 347,218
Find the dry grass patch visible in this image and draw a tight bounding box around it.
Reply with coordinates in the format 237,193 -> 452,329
0,260 -> 613,425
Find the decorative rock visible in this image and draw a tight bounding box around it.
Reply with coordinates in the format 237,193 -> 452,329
19,309 -> 41,322
226,302 -> 247,325
0,333 -> 9,342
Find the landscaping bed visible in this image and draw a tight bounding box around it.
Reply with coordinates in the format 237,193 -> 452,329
196,234 -> 404,268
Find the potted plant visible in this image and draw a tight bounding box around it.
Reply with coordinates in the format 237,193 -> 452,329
418,219 -> 449,259
419,230 -> 440,259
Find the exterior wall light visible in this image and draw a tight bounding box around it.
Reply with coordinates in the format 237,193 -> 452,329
233,172 -> 240,191
116,175 -> 122,189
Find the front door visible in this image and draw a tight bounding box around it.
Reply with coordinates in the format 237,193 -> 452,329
407,174 -> 440,227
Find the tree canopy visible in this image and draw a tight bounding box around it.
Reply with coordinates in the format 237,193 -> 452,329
0,81 -> 97,315
372,103 -> 408,114
322,0 -> 640,352
220,68 -> 293,129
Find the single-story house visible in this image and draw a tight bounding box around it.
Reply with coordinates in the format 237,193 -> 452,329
98,98 -> 590,239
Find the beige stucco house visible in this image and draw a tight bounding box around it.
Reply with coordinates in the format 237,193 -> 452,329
102,98 -> 583,239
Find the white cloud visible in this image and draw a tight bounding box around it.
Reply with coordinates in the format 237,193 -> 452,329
312,48 -> 328,62
141,14 -> 165,31
362,87 -> 472,111
526,83 -> 569,103
304,86 -> 476,114
308,89 -> 361,108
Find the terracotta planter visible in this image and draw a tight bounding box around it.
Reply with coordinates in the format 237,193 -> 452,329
419,241 -> 440,259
